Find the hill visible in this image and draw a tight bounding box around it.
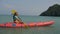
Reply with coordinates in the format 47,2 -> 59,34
40,4 -> 60,16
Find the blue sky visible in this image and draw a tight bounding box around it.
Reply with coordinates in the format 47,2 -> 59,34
0,0 -> 60,16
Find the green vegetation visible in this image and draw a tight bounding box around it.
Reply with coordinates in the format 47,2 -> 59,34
40,4 -> 60,16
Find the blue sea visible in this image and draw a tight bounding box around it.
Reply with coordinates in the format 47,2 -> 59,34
0,15 -> 60,34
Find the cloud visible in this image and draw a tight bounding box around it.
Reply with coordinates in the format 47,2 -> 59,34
3,4 -> 13,9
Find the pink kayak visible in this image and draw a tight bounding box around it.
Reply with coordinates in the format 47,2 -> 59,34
0,21 -> 54,28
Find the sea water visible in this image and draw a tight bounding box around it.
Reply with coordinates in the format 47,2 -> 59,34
0,15 -> 60,34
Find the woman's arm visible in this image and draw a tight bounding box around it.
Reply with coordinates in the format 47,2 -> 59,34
15,16 -> 22,22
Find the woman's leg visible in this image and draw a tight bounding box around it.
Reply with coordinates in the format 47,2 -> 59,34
14,20 -> 19,24
15,20 -> 23,24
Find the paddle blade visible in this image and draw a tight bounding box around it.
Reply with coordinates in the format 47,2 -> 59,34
24,23 -> 29,28
11,9 -> 16,14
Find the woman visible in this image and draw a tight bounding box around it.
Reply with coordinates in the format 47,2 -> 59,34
11,10 -> 23,24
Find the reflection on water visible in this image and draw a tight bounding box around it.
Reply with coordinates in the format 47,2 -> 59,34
0,26 -> 58,34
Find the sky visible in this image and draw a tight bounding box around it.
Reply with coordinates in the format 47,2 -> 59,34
0,0 -> 60,16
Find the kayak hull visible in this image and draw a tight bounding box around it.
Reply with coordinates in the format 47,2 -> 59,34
0,21 -> 54,28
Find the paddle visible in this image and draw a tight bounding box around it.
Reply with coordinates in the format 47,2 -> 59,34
18,17 -> 29,28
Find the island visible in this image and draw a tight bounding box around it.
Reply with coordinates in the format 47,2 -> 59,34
40,4 -> 60,16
